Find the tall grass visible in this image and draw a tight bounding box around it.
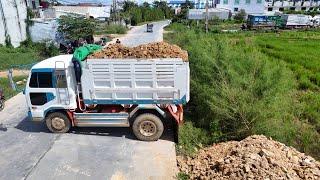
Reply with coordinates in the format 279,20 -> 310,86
95,24 -> 128,35
0,46 -> 39,70
0,76 -> 27,99
0,41 -> 59,70
166,23 -> 320,159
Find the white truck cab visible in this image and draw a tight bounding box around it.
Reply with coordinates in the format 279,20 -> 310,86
25,55 -> 189,141
25,55 -> 77,121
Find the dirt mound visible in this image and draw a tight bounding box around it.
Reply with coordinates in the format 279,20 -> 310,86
177,135 -> 320,179
88,42 -> 188,61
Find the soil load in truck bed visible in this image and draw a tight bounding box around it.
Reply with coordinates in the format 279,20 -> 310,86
88,42 -> 189,61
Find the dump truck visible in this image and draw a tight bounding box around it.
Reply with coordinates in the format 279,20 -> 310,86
281,14 -> 312,29
25,46 -> 190,141
246,15 -> 283,30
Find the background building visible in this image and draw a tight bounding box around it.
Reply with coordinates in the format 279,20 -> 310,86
216,0 -> 265,14
265,0 -> 320,12
169,0 -> 320,15
188,8 -> 230,19
53,6 -> 111,20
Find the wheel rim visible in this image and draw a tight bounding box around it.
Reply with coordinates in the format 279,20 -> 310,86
51,117 -> 65,130
139,120 -> 157,137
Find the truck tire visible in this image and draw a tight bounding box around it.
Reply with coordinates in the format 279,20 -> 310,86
132,113 -> 164,141
46,112 -> 71,133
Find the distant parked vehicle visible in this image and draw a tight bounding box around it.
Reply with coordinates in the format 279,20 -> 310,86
281,14 -> 312,29
146,23 -> 153,32
312,15 -> 320,27
0,88 -> 4,111
246,15 -> 283,30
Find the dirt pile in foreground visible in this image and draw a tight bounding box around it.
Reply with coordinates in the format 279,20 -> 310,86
88,42 -> 188,61
177,135 -> 320,179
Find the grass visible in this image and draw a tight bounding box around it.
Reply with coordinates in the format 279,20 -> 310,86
0,41 -> 59,70
0,40 -> 59,100
165,23 -> 320,160
0,76 -> 27,99
0,46 -> 39,70
256,31 -> 320,90
177,172 -> 190,180
95,24 -> 128,35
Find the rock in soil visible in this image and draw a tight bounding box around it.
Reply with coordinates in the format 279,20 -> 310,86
88,42 -> 188,61
177,135 -> 320,180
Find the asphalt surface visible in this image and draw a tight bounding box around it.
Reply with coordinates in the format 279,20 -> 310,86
0,20 -> 177,180
110,20 -> 170,47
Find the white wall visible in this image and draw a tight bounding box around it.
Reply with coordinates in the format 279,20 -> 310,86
29,19 -> 57,42
0,0 -> 27,47
216,0 -> 265,14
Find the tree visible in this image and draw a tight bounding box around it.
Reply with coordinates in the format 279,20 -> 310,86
122,1 -> 138,12
173,0 -> 194,21
57,15 -> 96,42
234,9 -> 246,23
142,2 -> 150,8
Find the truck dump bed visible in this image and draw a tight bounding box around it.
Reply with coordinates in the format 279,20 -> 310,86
81,58 -> 190,105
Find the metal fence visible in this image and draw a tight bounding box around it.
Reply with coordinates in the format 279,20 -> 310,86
7,63 -> 35,92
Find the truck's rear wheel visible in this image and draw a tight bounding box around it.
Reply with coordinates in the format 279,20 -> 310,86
46,112 -> 71,133
132,113 -> 164,141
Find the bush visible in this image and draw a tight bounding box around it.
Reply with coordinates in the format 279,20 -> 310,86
234,9 -> 246,23
165,23 -> 320,159
0,40 -> 60,70
96,24 -> 128,35
5,36 -> 13,48
58,15 -> 96,41
177,121 -> 209,156
121,1 -> 172,26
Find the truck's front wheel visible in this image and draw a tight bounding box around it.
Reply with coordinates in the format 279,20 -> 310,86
132,113 -> 164,141
46,112 -> 71,133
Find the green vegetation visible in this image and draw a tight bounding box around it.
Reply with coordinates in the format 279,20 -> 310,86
58,15 -> 96,41
0,40 -> 59,70
283,9 -> 320,16
95,24 -> 128,35
121,1 -> 173,25
165,23 -> 320,159
177,122 -> 209,155
234,9 -> 246,23
177,172 -> 190,180
0,76 -> 27,99
0,45 -> 39,70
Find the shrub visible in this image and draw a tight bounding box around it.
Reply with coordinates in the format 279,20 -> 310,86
96,24 -> 128,35
177,121 -> 209,156
5,36 -> 13,48
234,9 -> 246,23
165,23 -> 320,159
58,15 -> 96,41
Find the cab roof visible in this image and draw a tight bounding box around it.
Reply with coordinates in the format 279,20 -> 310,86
31,55 -> 73,70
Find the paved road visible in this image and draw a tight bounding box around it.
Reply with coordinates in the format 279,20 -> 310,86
110,20 -> 170,47
0,20 -> 177,180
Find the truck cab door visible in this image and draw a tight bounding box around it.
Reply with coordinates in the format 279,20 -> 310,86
26,70 -> 58,120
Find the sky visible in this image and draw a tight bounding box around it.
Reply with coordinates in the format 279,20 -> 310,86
57,0 -> 111,5
56,0 -> 162,5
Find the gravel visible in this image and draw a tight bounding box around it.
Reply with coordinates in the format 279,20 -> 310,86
88,42 -> 188,61
177,135 -> 320,179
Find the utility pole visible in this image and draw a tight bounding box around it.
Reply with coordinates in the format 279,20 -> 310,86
205,0 -> 208,33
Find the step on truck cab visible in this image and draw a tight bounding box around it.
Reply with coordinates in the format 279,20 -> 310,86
25,55 -> 190,141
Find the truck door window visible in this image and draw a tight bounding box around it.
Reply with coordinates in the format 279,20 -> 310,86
29,72 -> 53,88
30,93 -> 47,105
55,70 -> 67,88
